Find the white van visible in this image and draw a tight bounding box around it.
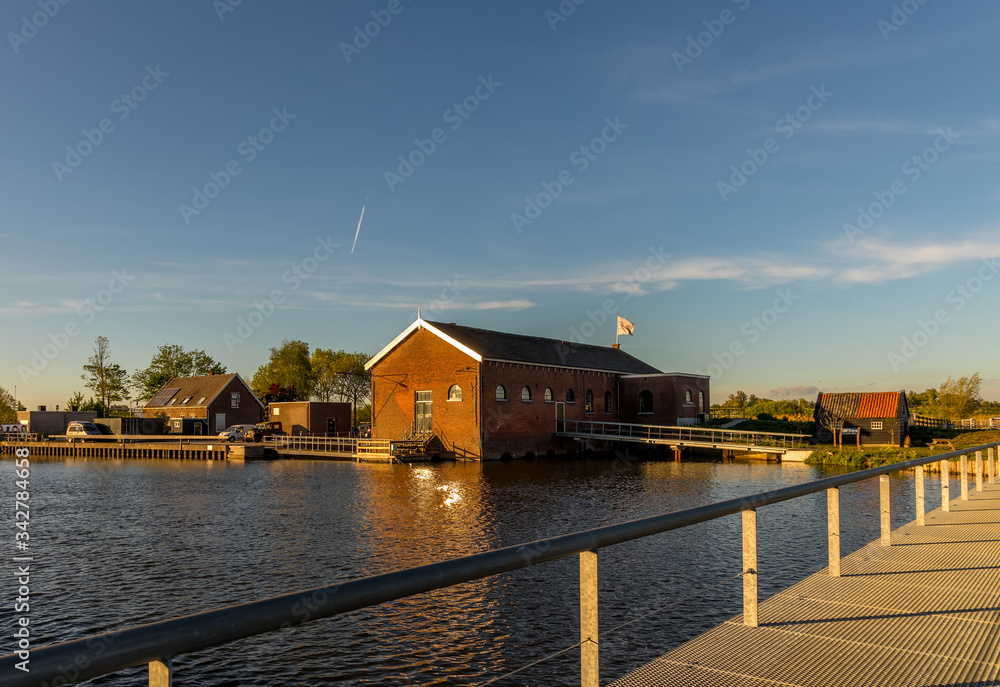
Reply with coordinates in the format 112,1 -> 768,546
218,424 -> 256,442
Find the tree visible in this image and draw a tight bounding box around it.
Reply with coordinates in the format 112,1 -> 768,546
0,386 -> 21,424
311,348 -> 345,402
82,336 -> 130,413
132,345 -> 227,402
938,374 -> 982,420
66,391 -> 85,411
250,340 -> 314,401
333,351 -> 372,425
815,398 -> 845,448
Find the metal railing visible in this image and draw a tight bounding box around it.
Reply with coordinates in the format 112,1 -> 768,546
3,442 -> 998,687
559,419 -> 810,450
264,435 -> 358,454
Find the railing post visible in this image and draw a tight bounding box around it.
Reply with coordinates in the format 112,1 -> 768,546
941,459 -> 950,512
827,488 -> 840,577
915,465 -> 925,526
961,454 -> 969,501
990,447 -> 995,485
742,509 -> 758,627
580,550 -> 599,687
880,474 -> 891,546
149,656 -> 172,687
976,451 -> 983,492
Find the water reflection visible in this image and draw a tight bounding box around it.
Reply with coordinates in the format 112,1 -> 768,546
0,456 -> 931,685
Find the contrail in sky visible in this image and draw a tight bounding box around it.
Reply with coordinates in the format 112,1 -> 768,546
351,194 -> 368,254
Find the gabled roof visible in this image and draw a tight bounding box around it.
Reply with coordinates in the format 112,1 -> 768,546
814,391 -> 908,420
366,319 -> 662,375
144,373 -> 263,410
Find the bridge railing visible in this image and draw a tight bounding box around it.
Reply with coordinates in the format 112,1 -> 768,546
3,442 -> 998,687
265,435 -> 358,454
559,419 -> 810,449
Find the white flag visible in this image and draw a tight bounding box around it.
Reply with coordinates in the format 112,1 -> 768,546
617,315 -> 635,336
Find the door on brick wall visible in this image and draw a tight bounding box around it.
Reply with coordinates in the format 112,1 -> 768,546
327,418 -> 336,436
415,391 -> 433,433
555,402 -> 565,433
215,413 -> 226,433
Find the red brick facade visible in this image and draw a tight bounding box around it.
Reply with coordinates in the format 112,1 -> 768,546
268,401 -> 352,436
369,321 -> 711,461
370,328 -> 481,458
619,374 -> 710,427
482,361 -> 619,459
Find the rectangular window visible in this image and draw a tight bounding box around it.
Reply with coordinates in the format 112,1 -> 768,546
871,421 -> 883,430
272,407 -> 280,416
231,393 -> 241,409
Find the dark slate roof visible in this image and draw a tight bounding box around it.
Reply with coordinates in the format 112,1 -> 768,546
424,321 -> 662,374
144,374 -> 262,409
814,391 -> 908,420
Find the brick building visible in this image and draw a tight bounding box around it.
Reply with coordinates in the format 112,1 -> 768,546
268,401 -> 352,436
367,319 -> 709,460
143,374 -> 264,433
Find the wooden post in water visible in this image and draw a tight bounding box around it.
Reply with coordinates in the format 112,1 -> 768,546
827,488 -> 840,576
942,459 -> 950,512
579,550 -> 599,687
961,454 -> 969,501
976,451 -> 983,492
915,466 -> 925,526
743,509 -> 758,627
880,475 -> 891,546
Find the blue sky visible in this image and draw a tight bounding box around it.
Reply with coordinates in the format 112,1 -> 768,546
3,0 -> 1000,409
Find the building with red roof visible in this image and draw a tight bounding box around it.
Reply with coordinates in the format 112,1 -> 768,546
813,391 -> 910,446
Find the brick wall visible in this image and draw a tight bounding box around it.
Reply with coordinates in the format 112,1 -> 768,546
482,361 -> 619,459
619,374 -> 710,426
371,327 -> 481,458
269,402 -> 352,435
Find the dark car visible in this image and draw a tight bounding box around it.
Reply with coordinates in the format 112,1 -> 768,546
244,421 -> 285,443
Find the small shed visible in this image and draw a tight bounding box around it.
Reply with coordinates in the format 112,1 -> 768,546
268,401 -> 352,436
814,391 -> 909,447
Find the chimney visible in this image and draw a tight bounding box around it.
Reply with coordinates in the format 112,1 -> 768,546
37,405 -> 46,412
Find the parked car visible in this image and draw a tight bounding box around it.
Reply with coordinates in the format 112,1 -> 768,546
66,421 -> 103,442
353,423 -> 372,438
218,424 -> 256,442
243,421 -> 285,443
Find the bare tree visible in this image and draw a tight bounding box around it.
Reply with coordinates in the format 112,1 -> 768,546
81,336 -> 130,414
816,405 -> 845,448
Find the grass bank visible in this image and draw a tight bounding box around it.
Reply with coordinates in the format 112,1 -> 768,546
805,430 -> 1000,469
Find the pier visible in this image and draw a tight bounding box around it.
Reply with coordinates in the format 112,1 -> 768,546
557,419 -> 810,458
614,449 -> 1000,686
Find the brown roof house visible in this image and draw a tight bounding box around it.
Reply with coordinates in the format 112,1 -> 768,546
367,318 -> 708,460
814,391 -> 909,447
144,374 -> 264,434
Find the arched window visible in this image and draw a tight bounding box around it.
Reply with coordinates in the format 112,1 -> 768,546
604,391 -> 612,414
585,390 -> 594,413
698,391 -> 705,413
496,385 -> 506,401
685,390 -> 693,404
639,390 -> 653,414
448,384 -> 462,401
566,389 -> 575,403
521,386 -> 531,402
544,387 -> 553,402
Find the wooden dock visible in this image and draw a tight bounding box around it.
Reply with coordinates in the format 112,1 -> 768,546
612,479 -> 1000,686
0,438 -> 228,461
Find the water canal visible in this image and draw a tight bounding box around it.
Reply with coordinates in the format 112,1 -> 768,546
1,455 -> 935,685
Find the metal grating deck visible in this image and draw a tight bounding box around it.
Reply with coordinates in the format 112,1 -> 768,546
611,482 -> 1000,686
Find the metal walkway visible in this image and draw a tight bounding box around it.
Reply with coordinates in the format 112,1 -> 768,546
612,480 -> 1000,686
557,419 -> 809,455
